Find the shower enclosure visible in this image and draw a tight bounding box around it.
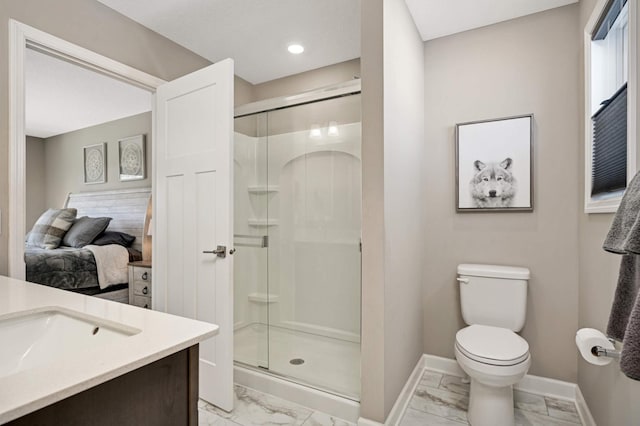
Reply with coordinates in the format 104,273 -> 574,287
233,84 -> 361,400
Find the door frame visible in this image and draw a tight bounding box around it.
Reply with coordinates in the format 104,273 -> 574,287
8,20 -> 166,278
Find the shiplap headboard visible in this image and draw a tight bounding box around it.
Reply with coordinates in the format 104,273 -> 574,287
64,188 -> 152,252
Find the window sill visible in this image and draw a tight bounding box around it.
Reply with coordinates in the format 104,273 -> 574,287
585,190 -> 624,213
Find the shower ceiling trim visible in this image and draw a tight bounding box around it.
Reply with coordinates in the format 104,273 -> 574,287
234,79 -> 361,118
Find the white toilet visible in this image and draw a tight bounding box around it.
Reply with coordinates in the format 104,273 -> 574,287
454,264 -> 531,426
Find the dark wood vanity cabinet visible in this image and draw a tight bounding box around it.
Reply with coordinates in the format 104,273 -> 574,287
8,345 -> 199,426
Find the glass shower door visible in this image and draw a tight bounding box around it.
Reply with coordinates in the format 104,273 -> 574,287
265,94 -> 362,399
233,112 -> 270,369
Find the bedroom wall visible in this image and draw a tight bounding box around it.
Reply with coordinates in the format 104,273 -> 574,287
577,0 -> 640,423
42,112 -> 152,210
422,5 -> 581,382
0,0 -> 211,275
25,136 -> 46,230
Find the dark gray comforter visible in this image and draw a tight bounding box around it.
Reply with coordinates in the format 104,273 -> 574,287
25,246 -> 99,290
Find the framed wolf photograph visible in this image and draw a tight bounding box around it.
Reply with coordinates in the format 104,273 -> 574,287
456,114 -> 533,212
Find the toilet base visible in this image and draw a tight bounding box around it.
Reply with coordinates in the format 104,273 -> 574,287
467,379 -> 514,426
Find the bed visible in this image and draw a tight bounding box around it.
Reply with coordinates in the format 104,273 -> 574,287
24,188 -> 152,304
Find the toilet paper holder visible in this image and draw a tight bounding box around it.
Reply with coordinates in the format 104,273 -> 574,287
591,339 -> 621,359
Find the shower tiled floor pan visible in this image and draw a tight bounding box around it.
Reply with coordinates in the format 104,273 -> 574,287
234,323 -> 360,400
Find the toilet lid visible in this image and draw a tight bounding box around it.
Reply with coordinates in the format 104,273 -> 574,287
455,324 -> 529,366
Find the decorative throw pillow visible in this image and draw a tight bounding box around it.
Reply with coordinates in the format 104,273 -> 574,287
62,216 -> 112,248
26,208 -> 77,250
92,231 -> 136,247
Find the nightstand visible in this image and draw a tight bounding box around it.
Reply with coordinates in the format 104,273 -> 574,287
129,260 -> 152,309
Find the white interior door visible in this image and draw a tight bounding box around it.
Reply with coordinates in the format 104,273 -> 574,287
154,59 -> 234,411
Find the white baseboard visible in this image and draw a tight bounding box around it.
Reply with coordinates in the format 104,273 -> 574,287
357,418 -> 384,426
368,355 -> 596,426
423,354 -> 587,402
422,353 -> 464,376
575,385 -> 597,426
385,355 -> 426,426
516,373 -> 576,400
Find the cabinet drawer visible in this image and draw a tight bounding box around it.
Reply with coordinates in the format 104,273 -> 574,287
132,295 -> 151,309
131,267 -> 152,283
132,280 -> 152,297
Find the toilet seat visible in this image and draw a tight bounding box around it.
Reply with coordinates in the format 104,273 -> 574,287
455,324 -> 529,366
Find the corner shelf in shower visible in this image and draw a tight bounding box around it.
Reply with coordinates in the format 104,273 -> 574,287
248,218 -> 279,227
248,293 -> 280,304
247,185 -> 279,194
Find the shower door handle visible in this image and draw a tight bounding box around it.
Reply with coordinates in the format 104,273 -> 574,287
203,245 -> 227,258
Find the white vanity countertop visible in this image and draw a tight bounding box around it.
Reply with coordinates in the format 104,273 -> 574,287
0,276 -> 219,423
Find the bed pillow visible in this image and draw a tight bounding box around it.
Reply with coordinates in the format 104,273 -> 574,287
92,231 -> 136,248
62,216 -> 112,248
26,208 -> 77,250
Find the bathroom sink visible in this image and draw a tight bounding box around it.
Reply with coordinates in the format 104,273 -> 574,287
0,308 -> 140,378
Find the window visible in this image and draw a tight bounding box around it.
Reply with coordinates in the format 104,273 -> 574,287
585,0 -> 634,213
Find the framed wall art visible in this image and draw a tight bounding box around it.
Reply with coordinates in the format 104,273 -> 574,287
456,114 -> 533,212
84,143 -> 107,184
118,134 -> 146,181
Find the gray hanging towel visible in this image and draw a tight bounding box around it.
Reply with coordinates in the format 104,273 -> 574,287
606,255 -> 640,341
603,171 -> 640,380
604,172 -> 640,255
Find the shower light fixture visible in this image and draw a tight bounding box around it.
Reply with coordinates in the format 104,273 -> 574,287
327,121 -> 339,137
288,44 -> 305,54
309,124 -> 322,139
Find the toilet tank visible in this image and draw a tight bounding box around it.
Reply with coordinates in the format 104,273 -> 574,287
458,264 -> 530,332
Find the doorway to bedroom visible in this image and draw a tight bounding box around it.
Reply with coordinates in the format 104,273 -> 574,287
10,20 -> 237,411
23,46 -> 153,299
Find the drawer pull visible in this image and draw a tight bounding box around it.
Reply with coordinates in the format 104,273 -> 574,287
141,272 -> 148,280
142,286 -> 148,295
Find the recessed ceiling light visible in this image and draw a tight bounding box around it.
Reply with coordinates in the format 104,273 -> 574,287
288,44 -> 304,54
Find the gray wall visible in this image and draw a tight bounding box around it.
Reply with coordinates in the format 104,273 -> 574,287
42,112 -> 152,209
360,0 -> 425,422
360,0 -> 385,421
0,0 -> 211,275
422,5 -> 580,382
382,0 -> 425,417
577,0 -> 640,423
25,136 -> 46,230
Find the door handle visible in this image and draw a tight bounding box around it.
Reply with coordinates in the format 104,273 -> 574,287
203,245 -> 227,258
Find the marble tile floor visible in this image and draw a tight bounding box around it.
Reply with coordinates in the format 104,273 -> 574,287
399,370 -> 583,426
197,370 -> 583,426
198,384 -> 355,426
